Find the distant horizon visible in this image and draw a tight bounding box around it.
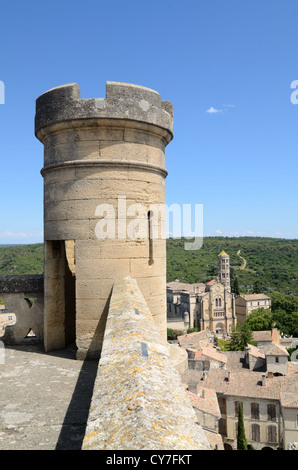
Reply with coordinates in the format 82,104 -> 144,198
0,234 -> 297,247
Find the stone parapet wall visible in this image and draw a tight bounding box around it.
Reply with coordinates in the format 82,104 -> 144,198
0,275 -> 44,344
0,274 -> 44,294
82,276 -> 210,450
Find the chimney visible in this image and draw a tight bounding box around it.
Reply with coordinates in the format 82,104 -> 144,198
200,389 -> 205,399
262,374 -> 267,387
226,371 -> 231,382
271,328 -> 280,344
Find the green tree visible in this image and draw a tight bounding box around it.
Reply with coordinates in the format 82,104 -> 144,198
271,292 -> 298,315
237,402 -> 248,450
232,276 -> 240,296
167,328 -> 184,341
244,307 -> 274,331
272,309 -> 298,337
253,279 -> 262,294
228,323 -> 254,351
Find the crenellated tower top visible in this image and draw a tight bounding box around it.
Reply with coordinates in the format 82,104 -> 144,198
35,81 -> 173,143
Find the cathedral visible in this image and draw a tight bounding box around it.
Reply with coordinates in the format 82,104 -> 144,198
167,251 -> 237,337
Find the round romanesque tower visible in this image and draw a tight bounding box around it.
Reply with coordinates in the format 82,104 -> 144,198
217,250 -> 230,291
35,82 -> 173,359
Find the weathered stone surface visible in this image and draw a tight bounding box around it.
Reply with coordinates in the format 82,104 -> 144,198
35,82 -> 173,138
0,275 -> 44,345
36,81 -> 173,356
82,277 -> 210,450
0,275 -> 44,294
0,345 -> 98,450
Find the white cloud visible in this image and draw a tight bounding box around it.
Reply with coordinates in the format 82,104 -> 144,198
206,107 -> 222,114
215,229 -> 223,234
206,104 -> 236,114
0,231 -> 27,239
0,230 -> 43,242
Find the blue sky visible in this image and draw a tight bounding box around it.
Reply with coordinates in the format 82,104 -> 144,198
0,0 -> 298,244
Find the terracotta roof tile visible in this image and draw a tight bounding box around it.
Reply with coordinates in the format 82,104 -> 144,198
240,294 -> 271,301
264,343 -> 289,356
186,387 -> 221,418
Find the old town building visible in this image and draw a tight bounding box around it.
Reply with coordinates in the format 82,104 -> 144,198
167,251 -> 237,336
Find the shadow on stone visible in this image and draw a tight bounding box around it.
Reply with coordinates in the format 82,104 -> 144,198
55,294 -> 111,450
55,356 -> 99,450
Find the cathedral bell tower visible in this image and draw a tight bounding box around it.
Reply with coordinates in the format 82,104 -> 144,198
218,251 -> 230,290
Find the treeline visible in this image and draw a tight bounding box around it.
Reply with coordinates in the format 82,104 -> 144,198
0,244 -> 44,275
167,236 -> 298,296
0,237 -> 297,297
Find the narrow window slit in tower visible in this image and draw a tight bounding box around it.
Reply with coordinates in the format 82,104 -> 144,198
148,210 -> 154,265
147,211 -> 154,265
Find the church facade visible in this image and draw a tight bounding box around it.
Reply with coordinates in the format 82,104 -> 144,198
167,251 -> 237,336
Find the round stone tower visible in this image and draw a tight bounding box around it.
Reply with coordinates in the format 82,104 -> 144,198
35,81 -> 173,359
217,250 -> 230,290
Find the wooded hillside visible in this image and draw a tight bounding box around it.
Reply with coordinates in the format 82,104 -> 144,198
167,237 -> 298,295
0,237 -> 297,296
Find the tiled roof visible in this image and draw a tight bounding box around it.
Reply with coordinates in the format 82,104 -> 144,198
281,337 -> 298,346
288,362 -> 298,374
247,343 -> 265,359
182,359 -> 298,408
166,281 -> 205,294
264,343 -> 289,356
240,294 -> 271,301
203,429 -> 224,450
177,330 -> 214,350
182,368 -> 283,400
280,374 -> 298,408
252,330 -> 272,342
200,344 -> 228,364
186,386 -> 221,418
224,351 -> 247,371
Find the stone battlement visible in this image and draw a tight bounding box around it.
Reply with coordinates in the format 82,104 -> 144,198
82,276 -> 210,450
35,81 -> 173,141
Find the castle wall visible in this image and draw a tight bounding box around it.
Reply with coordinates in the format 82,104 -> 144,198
82,276 -> 210,450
